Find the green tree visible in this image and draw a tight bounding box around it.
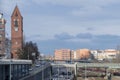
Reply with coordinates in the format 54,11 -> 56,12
17,41 -> 40,63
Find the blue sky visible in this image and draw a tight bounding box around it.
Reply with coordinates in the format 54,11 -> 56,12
1,0 -> 120,55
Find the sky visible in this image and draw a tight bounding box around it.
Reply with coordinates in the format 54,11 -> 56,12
1,0 -> 120,55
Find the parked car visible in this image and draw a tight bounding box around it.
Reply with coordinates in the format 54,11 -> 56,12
29,68 -> 33,71
35,64 -> 40,67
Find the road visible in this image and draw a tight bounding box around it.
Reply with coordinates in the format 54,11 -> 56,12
52,66 -> 74,80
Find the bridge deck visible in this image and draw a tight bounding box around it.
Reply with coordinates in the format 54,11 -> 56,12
0,59 -> 32,64
52,63 -> 120,68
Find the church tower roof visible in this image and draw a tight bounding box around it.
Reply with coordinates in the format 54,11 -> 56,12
11,5 -> 23,18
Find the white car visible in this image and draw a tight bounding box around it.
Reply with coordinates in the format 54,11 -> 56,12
29,68 -> 33,71
35,64 -> 40,67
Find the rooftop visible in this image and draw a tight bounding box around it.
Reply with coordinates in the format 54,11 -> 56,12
0,59 -> 32,64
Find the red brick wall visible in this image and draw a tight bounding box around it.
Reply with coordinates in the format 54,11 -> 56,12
11,6 -> 23,59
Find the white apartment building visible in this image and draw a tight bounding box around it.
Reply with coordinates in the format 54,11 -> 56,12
91,49 -> 117,60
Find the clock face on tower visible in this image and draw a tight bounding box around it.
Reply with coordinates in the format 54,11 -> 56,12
14,19 -> 19,31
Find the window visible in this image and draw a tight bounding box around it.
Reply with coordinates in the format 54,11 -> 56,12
14,27 -> 18,31
15,41 -> 18,45
0,34 -> 2,38
14,49 -> 17,52
0,21 -> 2,24
14,19 -> 18,27
15,12 -> 18,17
14,19 -> 19,31
0,28 -> 4,31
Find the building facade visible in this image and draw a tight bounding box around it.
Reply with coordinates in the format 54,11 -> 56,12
0,59 -> 32,80
54,49 -> 74,60
75,49 -> 90,59
0,13 -> 6,57
104,49 -> 117,59
54,49 -> 90,60
91,49 -> 118,60
11,6 -> 23,59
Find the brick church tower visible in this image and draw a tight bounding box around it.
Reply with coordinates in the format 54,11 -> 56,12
11,6 -> 23,59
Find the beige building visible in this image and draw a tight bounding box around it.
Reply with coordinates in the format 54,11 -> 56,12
104,49 -> 117,59
54,49 -> 90,60
54,49 -> 74,60
75,49 -> 90,59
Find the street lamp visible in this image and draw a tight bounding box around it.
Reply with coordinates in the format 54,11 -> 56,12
9,60 -> 11,80
32,53 -> 36,80
42,64 -> 44,80
28,47 -> 29,60
32,52 -> 36,63
9,57 -> 12,80
9,40 -> 12,80
85,63 -> 87,80
57,64 -> 59,80
67,67 -> 68,80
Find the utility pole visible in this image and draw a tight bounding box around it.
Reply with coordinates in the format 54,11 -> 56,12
6,31 -> 12,80
28,47 -> 29,60
57,64 -> 59,80
116,45 -> 120,62
9,41 -> 12,80
42,64 -> 44,80
85,63 -> 87,80
32,53 -> 36,80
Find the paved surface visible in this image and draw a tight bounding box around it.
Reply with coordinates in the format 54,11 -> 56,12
112,76 -> 120,80
52,63 -> 120,68
20,61 -> 51,80
77,76 -> 120,80
52,66 -> 74,80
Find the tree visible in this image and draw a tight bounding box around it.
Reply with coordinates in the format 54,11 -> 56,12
17,41 -> 40,63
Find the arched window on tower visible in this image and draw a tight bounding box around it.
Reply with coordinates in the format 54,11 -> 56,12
14,19 -> 19,31
14,19 -> 18,27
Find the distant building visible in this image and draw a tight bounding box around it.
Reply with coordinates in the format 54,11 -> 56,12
54,48 -> 118,61
0,59 -> 32,80
11,6 -> 23,59
91,50 -> 105,60
44,55 -> 54,60
91,49 -> 117,60
54,49 -> 90,60
54,49 -> 74,60
75,49 -> 90,59
0,13 -> 6,57
104,49 -> 117,59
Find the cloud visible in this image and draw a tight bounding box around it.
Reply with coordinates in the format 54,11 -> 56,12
76,33 -> 93,39
71,6 -> 103,17
26,34 -> 41,41
1,0 -> 27,15
36,39 -> 92,54
29,0 -> 120,21
2,0 -> 120,39
2,0 -> 120,54
55,32 -> 74,40
32,0 -> 120,7
93,35 -> 120,44
36,34 -> 120,54
86,27 -> 94,31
